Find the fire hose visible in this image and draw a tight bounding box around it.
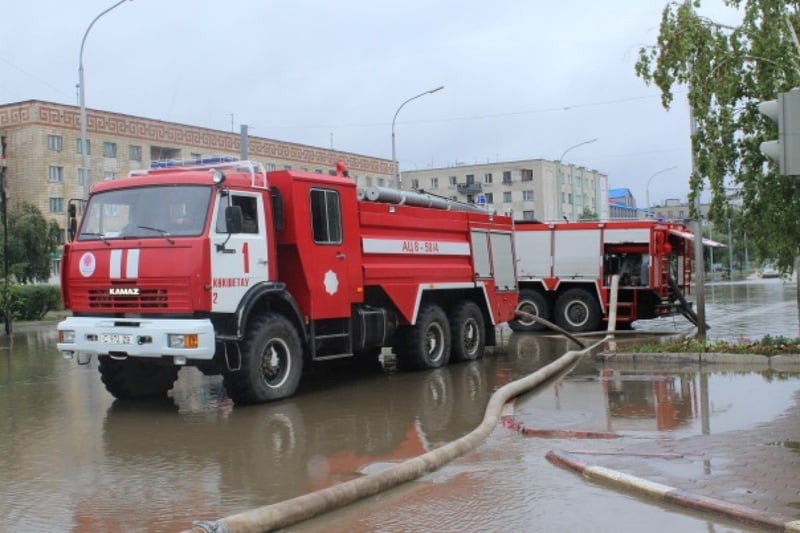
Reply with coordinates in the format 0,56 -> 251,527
187,280 -> 621,533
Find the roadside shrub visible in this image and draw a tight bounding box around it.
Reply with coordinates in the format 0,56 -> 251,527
0,284 -> 62,321
629,335 -> 800,356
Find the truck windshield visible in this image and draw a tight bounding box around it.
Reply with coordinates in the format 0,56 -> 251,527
77,185 -> 212,241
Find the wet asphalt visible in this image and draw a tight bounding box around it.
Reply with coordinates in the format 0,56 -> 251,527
1,277 -> 799,532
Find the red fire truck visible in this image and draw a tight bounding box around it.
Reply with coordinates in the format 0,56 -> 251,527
509,219 -> 702,333
56,159 -> 518,404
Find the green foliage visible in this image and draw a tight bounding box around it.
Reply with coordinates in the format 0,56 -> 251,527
578,207 -> 599,220
632,334 -> 800,356
636,0 -> 800,272
0,284 -> 62,322
0,202 -> 60,284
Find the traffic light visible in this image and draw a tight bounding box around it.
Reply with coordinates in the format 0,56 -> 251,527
758,88 -> 800,176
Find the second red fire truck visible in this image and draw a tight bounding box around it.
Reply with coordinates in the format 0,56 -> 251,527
509,219 -> 703,333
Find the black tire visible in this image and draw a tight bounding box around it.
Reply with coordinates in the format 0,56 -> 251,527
509,289 -> 550,332
554,287 -> 601,333
223,313 -> 303,404
395,304 -> 451,370
98,356 -> 180,399
449,301 -> 485,362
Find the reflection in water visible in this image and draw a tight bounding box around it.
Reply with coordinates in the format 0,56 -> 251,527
600,370 -> 697,431
1,294 -> 800,531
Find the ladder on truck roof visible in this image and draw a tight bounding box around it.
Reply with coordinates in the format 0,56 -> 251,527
130,157 -> 269,189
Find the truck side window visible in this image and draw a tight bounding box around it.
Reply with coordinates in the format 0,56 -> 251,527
216,194 -> 259,234
309,188 -> 342,244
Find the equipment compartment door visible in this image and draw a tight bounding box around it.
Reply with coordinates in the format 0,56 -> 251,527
210,192 -> 269,313
306,187 -> 353,319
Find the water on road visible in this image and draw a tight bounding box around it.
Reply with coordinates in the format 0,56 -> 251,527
1,278 -> 799,532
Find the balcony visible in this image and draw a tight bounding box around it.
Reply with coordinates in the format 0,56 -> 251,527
457,182 -> 482,194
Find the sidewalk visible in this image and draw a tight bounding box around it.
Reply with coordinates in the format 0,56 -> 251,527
511,352 -> 800,531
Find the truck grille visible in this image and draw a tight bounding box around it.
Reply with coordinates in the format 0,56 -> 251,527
88,288 -> 169,309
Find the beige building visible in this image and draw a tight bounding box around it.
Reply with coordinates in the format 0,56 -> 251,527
0,100 -> 393,243
402,159 -> 608,222
648,198 -> 709,223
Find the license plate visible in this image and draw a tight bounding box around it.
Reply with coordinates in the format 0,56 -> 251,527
100,333 -> 133,345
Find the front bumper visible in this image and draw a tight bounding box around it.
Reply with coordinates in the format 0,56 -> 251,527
56,316 -> 216,360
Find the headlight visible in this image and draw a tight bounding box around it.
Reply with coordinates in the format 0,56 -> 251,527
168,333 -> 199,349
59,330 -> 76,343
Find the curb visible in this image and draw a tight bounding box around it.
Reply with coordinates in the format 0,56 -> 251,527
596,351 -> 800,369
546,449 -> 800,532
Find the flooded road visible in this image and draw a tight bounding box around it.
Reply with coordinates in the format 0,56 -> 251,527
1,278 -> 799,532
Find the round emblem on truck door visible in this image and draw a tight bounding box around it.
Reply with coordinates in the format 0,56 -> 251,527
79,252 -> 96,278
324,270 -> 339,295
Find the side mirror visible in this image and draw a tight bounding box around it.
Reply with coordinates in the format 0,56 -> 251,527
225,205 -> 243,234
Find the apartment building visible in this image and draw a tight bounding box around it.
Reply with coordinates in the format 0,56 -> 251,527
0,100 -> 393,242
402,159 -> 609,222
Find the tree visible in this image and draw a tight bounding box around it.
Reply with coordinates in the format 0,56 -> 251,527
635,1 -> 800,275
578,207 -> 599,220
0,202 -> 60,284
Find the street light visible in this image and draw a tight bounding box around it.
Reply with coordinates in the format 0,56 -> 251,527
79,0 -> 131,203
558,137 -> 597,162
391,85 -> 444,189
645,165 -> 678,218
557,138 -> 597,220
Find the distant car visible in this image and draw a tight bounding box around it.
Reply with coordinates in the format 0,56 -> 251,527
758,264 -> 780,279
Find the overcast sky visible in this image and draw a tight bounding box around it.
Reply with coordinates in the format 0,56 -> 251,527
1,0 -> 741,207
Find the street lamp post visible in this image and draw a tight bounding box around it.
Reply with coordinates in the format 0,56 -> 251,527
391,85 -> 444,189
645,165 -> 678,218
79,0 -> 131,203
558,137 -> 598,162
557,138 -> 597,220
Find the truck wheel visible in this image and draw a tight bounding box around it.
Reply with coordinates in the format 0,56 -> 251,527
98,356 -> 180,399
449,301 -> 485,362
223,313 -> 303,404
396,304 -> 451,370
509,289 -> 549,332
554,288 -> 601,333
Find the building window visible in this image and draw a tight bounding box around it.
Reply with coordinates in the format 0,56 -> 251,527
503,191 -> 512,203
103,142 -> 117,158
485,192 -> 494,204
47,134 -> 62,152
521,169 -> 533,181
190,152 -> 202,160
104,171 -> 116,181
48,166 -> 64,183
49,197 -> 64,213
129,145 -> 142,161
377,178 -> 385,187
502,171 -> 512,183
77,139 -> 91,155
365,177 -> 373,187
78,168 -> 90,185
411,179 -> 420,189
465,174 -> 475,184
266,162 -> 277,171
448,176 -> 458,187
484,173 -> 493,184
522,210 -> 535,221
523,190 -> 534,201
430,177 -> 439,189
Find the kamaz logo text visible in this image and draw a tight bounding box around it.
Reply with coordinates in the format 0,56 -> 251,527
109,287 -> 140,296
